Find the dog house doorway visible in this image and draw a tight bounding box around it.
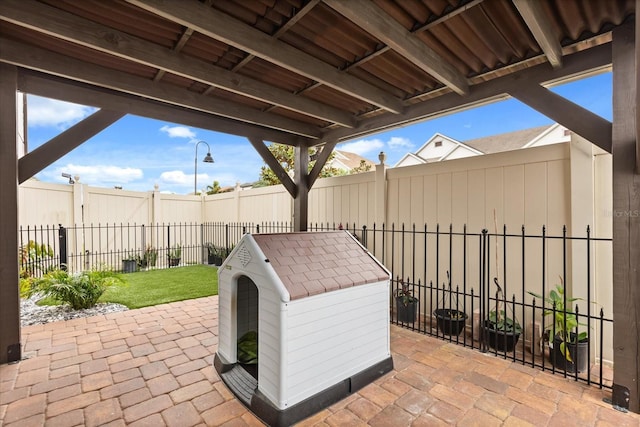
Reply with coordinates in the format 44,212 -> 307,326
237,275 -> 258,381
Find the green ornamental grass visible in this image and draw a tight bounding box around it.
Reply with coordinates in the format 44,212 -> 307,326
99,264 -> 218,309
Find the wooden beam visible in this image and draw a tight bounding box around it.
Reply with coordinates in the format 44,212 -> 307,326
324,42 -> 612,142
18,110 -> 125,184
0,63 -> 21,364
247,137 -> 297,198
324,0 -> 468,95
512,0 -> 563,68
0,38 -> 321,139
19,71 -> 302,146
126,0 -> 404,114
509,84 -> 612,152
0,0 -> 354,128
1,39 -> 321,139
293,145 -> 309,232
308,140 -> 338,188
232,0 -> 321,73
611,20 -> 640,413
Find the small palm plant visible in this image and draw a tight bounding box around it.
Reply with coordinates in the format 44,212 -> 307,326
27,267 -> 124,310
528,278 -> 587,363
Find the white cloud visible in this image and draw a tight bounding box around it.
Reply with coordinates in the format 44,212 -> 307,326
27,96 -> 96,128
388,136 -> 413,149
160,170 -> 210,186
55,164 -> 143,184
338,139 -> 385,155
160,125 -> 196,139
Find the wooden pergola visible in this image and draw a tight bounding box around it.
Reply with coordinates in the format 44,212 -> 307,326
0,0 -> 637,412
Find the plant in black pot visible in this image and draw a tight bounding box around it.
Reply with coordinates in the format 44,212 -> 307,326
433,272 -> 467,336
205,243 -> 224,265
396,282 -> 418,323
168,245 -> 181,267
484,278 -> 521,352
528,279 -> 589,373
122,252 -> 138,273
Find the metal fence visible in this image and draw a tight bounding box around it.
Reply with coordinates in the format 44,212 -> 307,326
19,221 -> 613,389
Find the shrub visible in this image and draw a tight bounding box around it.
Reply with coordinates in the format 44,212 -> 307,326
28,267 -> 124,310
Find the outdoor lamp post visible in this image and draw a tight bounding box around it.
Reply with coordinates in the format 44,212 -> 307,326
194,140 -> 214,194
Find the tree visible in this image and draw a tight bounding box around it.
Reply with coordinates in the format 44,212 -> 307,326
256,144 -> 343,186
206,180 -> 221,195
350,160 -> 372,174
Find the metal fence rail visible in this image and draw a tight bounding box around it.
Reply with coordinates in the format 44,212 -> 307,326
19,221 -> 613,389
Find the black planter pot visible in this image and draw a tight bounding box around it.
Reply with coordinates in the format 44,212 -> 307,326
208,254 -> 223,265
168,257 -> 180,267
434,309 -> 467,336
396,297 -> 417,323
122,259 -> 137,273
483,320 -> 520,352
550,334 -> 589,373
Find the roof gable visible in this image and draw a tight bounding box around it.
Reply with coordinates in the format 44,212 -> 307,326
249,231 -> 390,300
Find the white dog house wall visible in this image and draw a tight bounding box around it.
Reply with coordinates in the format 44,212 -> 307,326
214,231 -> 393,426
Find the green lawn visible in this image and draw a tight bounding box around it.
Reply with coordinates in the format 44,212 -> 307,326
100,264 -> 218,309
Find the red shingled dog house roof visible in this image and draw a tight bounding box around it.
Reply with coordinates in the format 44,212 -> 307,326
214,231 -> 393,426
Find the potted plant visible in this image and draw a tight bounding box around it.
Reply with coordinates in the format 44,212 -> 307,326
205,243 -> 224,265
396,282 -> 418,323
168,245 -> 181,267
139,245 -> 158,269
433,272 -> 467,336
484,278 -> 521,352
528,279 -> 589,373
122,252 -> 138,273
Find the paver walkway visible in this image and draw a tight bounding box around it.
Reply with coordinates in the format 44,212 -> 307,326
1,296 -> 638,426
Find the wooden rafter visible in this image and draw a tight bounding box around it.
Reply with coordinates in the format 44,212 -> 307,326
126,0 -> 404,114
248,138 -> 297,198
18,110 -> 125,184
231,0 -> 321,73
308,140 -> 338,188
509,84 -> 612,152
324,0 -> 468,95
323,42 -> 612,142
20,71 -> 303,146
0,0 -> 354,128
0,38 -> 322,139
513,0 -> 563,68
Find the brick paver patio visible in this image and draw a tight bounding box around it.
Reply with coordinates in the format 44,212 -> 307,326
1,296 -> 638,426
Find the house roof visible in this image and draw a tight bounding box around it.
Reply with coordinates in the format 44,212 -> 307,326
464,125 -> 553,154
332,150 -> 375,170
251,231 -> 390,300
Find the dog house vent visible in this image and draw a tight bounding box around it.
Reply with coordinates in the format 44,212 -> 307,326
214,231 -> 393,426
236,244 -> 251,267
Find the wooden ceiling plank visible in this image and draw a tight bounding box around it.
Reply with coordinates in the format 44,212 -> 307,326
0,0 -> 354,128
512,0 -> 563,68
248,137 -> 297,197
126,0 -> 404,114
324,42 -> 611,142
509,84 -> 612,152
0,38 -> 321,139
18,110 -> 125,184
324,0 -> 468,95
19,71 -> 302,146
232,0 -> 320,73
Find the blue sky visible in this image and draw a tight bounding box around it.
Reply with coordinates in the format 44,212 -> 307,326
25,72 -> 612,194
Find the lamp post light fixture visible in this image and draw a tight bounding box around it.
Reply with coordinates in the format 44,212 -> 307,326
194,140 -> 214,195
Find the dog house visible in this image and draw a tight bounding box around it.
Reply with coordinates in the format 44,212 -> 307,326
214,231 -> 393,426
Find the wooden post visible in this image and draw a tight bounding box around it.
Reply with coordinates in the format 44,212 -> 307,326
611,20 -> 639,413
294,145 -> 309,232
0,63 -> 21,364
